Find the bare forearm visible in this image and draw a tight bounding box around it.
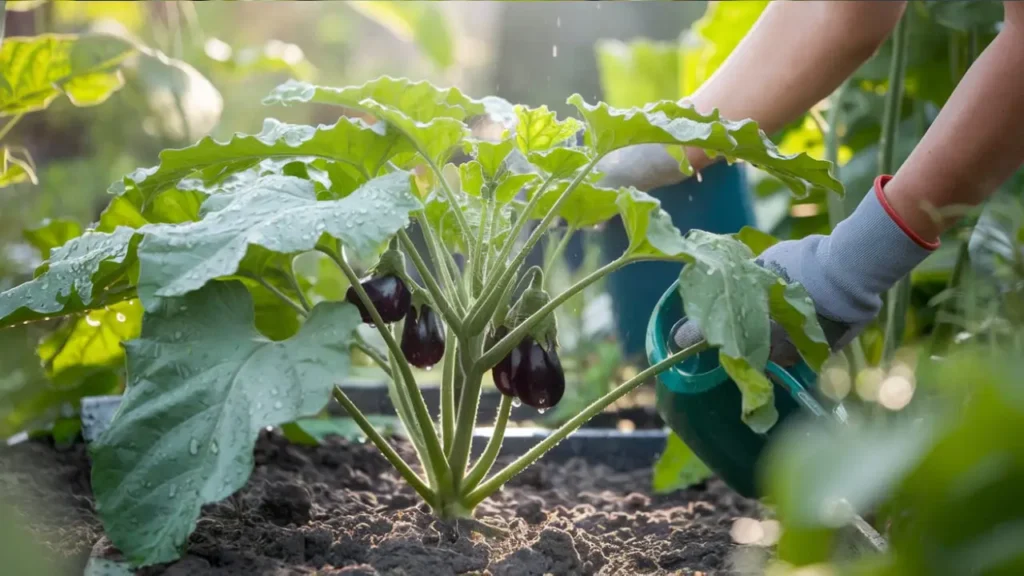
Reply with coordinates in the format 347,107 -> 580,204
686,1 -> 906,170
885,5 -> 1024,243
598,1 -> 905,191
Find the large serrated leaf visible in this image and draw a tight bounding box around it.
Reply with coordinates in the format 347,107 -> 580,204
109,118 -> 406,204
0,227 -> 138,328
652,432 -> 713,494
136,172 -> 419,310
263,76 -> 485,122
530,180 -> 620,229
678,230 -> 779,431
0,147 -> 37,187
91,281 -> 358,567
568,95 -> 841,199
528,148 -> 593,180
615,187 -> 692,259
0,33 -> 135,116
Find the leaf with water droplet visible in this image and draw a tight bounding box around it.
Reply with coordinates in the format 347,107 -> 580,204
0,227 -> 139,328
90,281 -> 359,567
136,172 -> 420,310
35,300 -> 142,382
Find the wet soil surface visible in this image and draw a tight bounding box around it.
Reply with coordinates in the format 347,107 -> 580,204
1,431 -> 767,575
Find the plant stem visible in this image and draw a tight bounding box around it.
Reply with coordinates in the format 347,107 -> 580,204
324,245 -> 451,481
467,160 -> 598,332
332,386 -> 438,508
441,325 -> 457,453
0,114 -> 23,143
476,257 -> 631,373
418,214 -> 467,311
285,262 -> 312,313
461,394 -> 512,494
464,340 -> 709,507
426,156 -> 472,243
880,14 -> 910,363
245,274 -> 308,318
543,226 -> 575,277
470,200 -> 491,298
352,336 -> 393,379
448,337 -> 484,485
398,229 -> 463,334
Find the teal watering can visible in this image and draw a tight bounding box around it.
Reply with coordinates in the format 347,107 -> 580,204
646,278 -> 849,499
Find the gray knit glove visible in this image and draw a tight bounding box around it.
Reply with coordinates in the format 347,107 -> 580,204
674,176 -> 938,365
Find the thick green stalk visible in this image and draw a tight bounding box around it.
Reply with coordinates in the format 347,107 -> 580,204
464,340 -> 710,507
397,229 -> 463,333
426,156 -> 472,244
440,325 -> 457,453
352,336 -> 393,379
476,257 -> 631,373
448,336 -> 484,485
244,273 -> 308,318
332,386 -> 438,508
467,160 -> 599,331
418,214 -> 467,312
470,200 -> 491,297
543,226 -> 575,277
285,262 -> 312,313
461,394 -> 513,494
324,246 -> 452,482
881,14 -> 911,362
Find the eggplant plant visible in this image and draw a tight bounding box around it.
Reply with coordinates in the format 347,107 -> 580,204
0,76 -> 839,566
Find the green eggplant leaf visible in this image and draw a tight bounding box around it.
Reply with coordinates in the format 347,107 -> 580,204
529,180 -> 620,229
652,432 -> 714,494
528,147 -> 593,180
23,217 -> 83,258
36,300 -> 142,380
768,281 -> 830,372
0,33 -> 135,116
734,226 -> 778,257
470,137 -> 514,179
568,95 -> 841,199
0,227 -> 139,328
615,187 -> 692,259
109,117 -> 407,205
514,105 -> 582,154
264,76 -> 485,122
91,281 -> 358,567
678,230 -> 780,431
136,172 -> 419,310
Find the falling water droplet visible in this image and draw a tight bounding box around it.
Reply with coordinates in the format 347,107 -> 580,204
512,398 -> 522,408
537,408 -> 547,414
424,365 -> 433,372
552,45 -> 558,58
556,16 -> 561,27
189,438 -> 199,455
695,171 -> 703,183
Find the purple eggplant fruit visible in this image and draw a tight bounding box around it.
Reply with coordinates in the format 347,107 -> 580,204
401,305 -> 446,368
345,274 -> 411,324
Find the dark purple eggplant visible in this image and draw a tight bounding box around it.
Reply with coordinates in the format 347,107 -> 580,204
345,274 -> 411,324
489,326 -> 520,397
512,338 -> 565,410
401,305 -> 446,368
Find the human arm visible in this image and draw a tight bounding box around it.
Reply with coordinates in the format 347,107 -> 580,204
885,1 -> 1024,244
597,1 -> 906,190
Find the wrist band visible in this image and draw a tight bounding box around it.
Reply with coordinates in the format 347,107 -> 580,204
873,175 -> 941,251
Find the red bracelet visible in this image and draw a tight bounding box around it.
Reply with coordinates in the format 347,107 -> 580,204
873,175 -> 941,251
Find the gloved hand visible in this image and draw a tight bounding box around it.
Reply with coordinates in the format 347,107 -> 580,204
673,175 -> 939,365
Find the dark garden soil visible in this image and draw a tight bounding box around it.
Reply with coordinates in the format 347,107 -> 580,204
1,431 -> 768,576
